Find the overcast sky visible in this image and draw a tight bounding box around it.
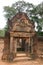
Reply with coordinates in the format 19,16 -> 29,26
0,0 -> 43,29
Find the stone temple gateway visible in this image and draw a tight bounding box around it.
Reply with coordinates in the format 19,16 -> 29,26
2,12 -> 37,61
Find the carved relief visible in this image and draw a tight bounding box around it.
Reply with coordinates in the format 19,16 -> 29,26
11,15 -> 34,32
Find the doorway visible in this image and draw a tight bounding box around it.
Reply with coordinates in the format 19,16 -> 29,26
17,38 -> 26,52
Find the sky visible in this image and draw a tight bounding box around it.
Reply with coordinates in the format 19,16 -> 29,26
0,0 -> 43,29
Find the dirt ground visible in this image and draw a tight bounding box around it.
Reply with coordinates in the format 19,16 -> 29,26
0,58 -> 43,65
0,40 -> 43,65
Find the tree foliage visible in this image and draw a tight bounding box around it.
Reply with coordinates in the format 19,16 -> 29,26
29,2 -> 43,31
34,2 -> 43,18
3,1 -> 43,32
4,6 -> 17,19
4,1 -> 34,19
0,30 -> 5,37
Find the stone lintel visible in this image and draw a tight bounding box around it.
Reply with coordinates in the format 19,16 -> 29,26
10,31 -> 35,37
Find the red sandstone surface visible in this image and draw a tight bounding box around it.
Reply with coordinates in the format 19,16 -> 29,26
0,41 -> 43,65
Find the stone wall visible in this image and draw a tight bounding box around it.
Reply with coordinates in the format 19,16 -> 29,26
2,37 -> 10,60
0,38 -> 4,60
36,36 -> 43,58
1,36 -> 43,60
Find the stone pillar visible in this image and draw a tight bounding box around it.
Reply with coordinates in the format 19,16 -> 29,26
14,39 -> 17,54
30,37 -> 36,59
33,37 -> 37,58
10,36 -> 13,53
31,38 -> 34,54
29,37 -> 31,53
25,38 -> 31,56
8,37 -> 17,61
8,36 -> 14,61
25,37 -> 34,57
13,38 -> 17,57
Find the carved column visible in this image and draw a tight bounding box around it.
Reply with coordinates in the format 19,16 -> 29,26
29,37 -> 31,53
26,37 -> 34,55
13,38 -> 17,57
30,37 -> 36,59
25,38 -> 31,56
30,37 -> 33,54
7,36 -> 14,61
33,37 -> 37,58
10,36 -> 13,53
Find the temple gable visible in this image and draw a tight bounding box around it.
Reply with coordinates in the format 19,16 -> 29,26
8,12 -> 34,33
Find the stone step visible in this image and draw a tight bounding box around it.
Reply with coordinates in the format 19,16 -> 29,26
13,53 -> 32,61
14,57 -> 31,61
16,53 -> 26,57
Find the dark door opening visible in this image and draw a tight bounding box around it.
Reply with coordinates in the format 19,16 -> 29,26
17,38 -> 26,52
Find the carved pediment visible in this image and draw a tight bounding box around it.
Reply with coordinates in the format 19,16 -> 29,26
8,12 -> 35,33
12,22 -> 32,32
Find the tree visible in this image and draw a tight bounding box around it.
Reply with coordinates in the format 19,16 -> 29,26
35,2 -> 43,18
4,1 -> 35,31
0,30 -> 5,37
3,1 -> 43,32
4,1 -> 34,20
4,6 -> 17,19
34,2 -> 43,31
